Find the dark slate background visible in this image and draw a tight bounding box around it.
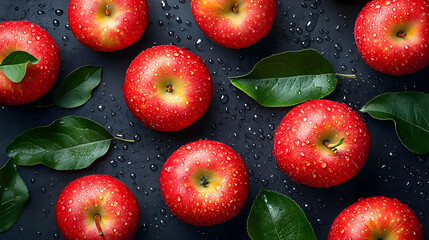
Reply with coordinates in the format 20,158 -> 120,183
0,0 -> 428,239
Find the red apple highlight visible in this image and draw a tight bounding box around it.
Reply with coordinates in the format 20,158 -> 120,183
159,140 -> 249,226
55,175 -> 140,240
0,21 -> 60,105
123,45 -> 213,131
329,196 -> 423,239
273,99 -> 371,188
191,0 -> 277,49
354,0 -> 429,75
68,0 -> 149,52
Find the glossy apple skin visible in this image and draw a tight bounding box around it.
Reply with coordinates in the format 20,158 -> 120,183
159,140 -> 249,226
55,175 -> 140,240
123,45 -> 213,131
0,21 -> 60,105
68,0 -> 149,52
191,0 -> 277,49
273,100 -> 371,188
329,196 -> 423,240
354,0 -> 429,75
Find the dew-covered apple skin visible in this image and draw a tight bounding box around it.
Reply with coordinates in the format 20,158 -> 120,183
354,0 -> 429,75
123,45 -> 213,131
68,0 -> 149,52
328,196 -> 424,240
191,0 -> 277,49
159,140 -> 249,226
0,21 -> 60,105
55,175 -> 140,240
273,100 -> 371,188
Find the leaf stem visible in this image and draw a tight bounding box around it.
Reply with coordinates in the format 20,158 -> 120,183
335,73 -> 356,78
114,137 -> 135,143
35,103 -> 55,108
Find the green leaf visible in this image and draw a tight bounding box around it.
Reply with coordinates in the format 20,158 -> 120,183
247,189 -> 316,240
229,49 -> 351,107
0,160 -> 29,233
361,91 -> 429,154
53,66 -> 103,108
6,116 -> 114,170
0,51 -> 40,83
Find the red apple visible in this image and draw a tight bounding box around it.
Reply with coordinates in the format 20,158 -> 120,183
55,175 -> 140,240
159,140 -> 249,226
354,0 -> 429,75
329,196 -> 423,239
191,0 -> 277,49
0,21 -> 60,105
273,99 -> 371,188
68,0 -> 149,52
123,45 -> 213,131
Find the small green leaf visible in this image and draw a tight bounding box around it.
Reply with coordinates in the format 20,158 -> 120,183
0,160 -> 29,233
53,66 -> 102,108
6,116 -> 114,170
229,49 -> 352,107
0,51 -> 40,83
247,189 -> 316,240
361,91 -> 429,154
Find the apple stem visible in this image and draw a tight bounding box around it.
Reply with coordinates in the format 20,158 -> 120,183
323,138 -> 345,151
232,1 -> 239,13
94,214 -> 106,239
166,84 -> 173,92
105,5 -> 111,16
200,176 -> 210,188
335,73 -> 356,78
114,137 -> 135,143
397,31 -> 407,38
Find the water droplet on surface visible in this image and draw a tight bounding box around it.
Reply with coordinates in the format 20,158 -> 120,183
54,9 -> 63,16
161,0 -> 172,10
150,164 -> 158,171
53,19 -> 60,27
220,94 -> 229,104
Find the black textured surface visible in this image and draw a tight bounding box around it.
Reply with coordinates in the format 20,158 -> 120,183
1,0 -> 428,239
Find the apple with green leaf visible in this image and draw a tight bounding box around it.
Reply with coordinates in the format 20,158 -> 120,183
329,196 -> 423,239
273,99 -> 371,188
68,0 -> 149,52
159,140 -> 249,226
55,175 -> 140,240
354,0 -> 429,75
123,45 -> 213,131
0,20 -> 60,105
191,0 -> 277,49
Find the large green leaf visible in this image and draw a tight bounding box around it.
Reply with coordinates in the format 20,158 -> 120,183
247,189 -> 316,240
0,160 -> 29,233
361,91 -> 429,154
0,51 -> 40,83
7,116 -> 114,170
53,66 -> 102,108
229,49 -> 348,107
